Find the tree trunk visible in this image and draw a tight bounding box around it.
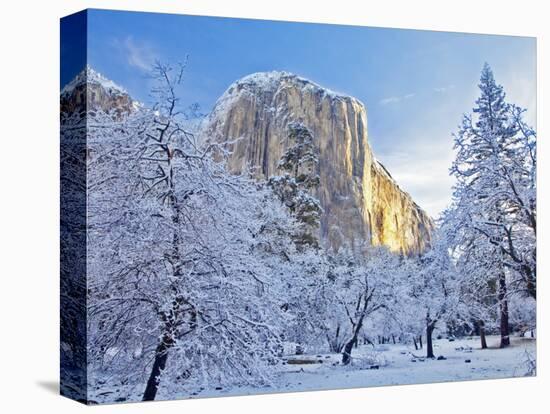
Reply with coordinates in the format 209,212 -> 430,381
426,323 -> 435,358
413,337 -> 418,350
523,264 -> 536,300
142,165 -> 182,402
498,273 -> 510,348
419,335 -> 423,349
143,340 -> 170,401
342,340 -> 355,365
342,316 -> 366,365
479,320 -> 487,349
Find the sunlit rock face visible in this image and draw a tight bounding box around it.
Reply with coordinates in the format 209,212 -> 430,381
202,71 -> 433,254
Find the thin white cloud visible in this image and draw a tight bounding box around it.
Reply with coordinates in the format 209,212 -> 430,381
371,101 -> 462,219
434,84 -> 455,93
376,144 -> 456,219
379,93 -> 415,106
113,36 -> 158,71
379,97 -> 400,105
372,57 -> 536,220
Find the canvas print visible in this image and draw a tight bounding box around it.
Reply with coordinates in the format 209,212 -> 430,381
60,9 -> 537,405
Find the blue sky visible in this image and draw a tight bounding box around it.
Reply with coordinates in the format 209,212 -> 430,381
62,9 -> 536,217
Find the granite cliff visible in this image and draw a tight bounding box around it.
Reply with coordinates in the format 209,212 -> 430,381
202,71 -> 433,254
60,66 -> 140,117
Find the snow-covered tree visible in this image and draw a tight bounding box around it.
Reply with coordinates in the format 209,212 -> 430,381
444,63 -> 537,347
60,99 -> 89,399
87,62 -> 306,401
268,122 -> 322,249
453,238 -> 500,349
406,233 -> 461,358
319,245 -> 400,364
504,104 -> 537,299
279,250 -> 332,354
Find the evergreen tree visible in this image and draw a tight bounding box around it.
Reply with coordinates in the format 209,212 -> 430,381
444,63 -> 537,347
268,122 -> 322,249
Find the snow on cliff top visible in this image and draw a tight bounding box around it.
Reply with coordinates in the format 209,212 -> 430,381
61,65 -> 127,96
221,71 -> 364,105
205,71 -> 365,131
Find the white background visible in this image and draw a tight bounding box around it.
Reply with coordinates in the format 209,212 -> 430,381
0,0 -> 547,412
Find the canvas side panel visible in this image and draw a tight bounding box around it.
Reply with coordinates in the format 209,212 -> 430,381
60,10 -> 89,404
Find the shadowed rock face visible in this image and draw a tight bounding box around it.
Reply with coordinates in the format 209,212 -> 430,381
202,71 -> 433,254
60,66 -> 138,118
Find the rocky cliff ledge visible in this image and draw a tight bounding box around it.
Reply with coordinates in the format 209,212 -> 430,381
60,66 -> 140,117
202,71 -> 433,254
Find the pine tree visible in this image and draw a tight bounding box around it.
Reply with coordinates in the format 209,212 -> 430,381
268,122 -> 322,249
445,63 -> 537,348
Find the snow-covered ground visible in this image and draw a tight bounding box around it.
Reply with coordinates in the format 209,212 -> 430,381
90,335 -> 535,404
200,335 -> 535,399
